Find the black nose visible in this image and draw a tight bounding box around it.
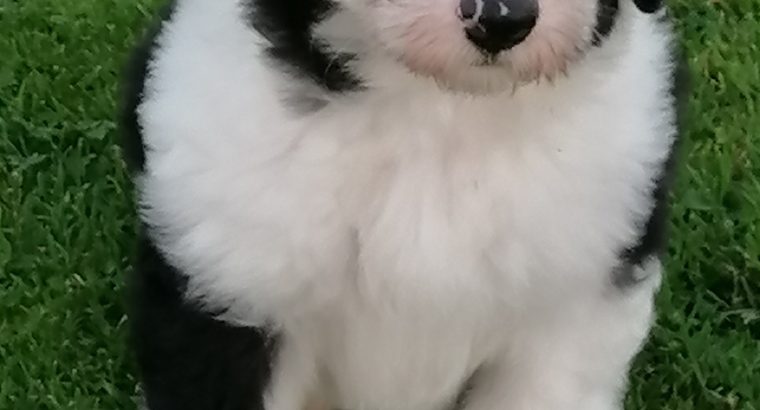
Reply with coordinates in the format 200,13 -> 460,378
459,0 -> 538,55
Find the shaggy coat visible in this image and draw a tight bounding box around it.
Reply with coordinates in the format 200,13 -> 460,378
121,0 -> 686,409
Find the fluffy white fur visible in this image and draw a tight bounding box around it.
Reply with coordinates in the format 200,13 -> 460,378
137,0 -> 677,409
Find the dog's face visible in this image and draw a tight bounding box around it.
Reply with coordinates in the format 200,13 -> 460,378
325,0 -> 662,90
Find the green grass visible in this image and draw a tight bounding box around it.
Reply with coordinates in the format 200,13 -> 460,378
0,0 -> 758,408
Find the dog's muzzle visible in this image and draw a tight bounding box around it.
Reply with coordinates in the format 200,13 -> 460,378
458,0 -> 538,56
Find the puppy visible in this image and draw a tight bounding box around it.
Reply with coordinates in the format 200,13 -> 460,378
121,0 -> 686,409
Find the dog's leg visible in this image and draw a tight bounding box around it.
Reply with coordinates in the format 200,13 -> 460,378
129,235 -> 277,410
462,261 -> 662,410
264,333 -> 325,410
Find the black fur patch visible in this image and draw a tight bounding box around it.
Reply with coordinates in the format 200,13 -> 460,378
617,42 -> 689,285
246,0 -> 362,92
593,0 -> 619,46
119,1 -> 175,172
128,234 -> 277,410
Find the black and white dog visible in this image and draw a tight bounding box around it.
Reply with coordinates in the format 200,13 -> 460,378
121,0 -> 686,409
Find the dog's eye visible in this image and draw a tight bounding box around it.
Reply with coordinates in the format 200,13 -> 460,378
632,0 -> 663,14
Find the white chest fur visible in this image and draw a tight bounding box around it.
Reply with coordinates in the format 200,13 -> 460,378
137,1 -> 676,409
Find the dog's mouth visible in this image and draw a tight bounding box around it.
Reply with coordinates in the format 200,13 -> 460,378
474,55 -> 504,67
342,0 -> 599,93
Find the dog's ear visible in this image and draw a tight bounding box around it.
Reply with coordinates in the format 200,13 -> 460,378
632,0 -> 662,13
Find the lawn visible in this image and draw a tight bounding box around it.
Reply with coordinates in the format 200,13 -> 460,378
0,0 -> 758,409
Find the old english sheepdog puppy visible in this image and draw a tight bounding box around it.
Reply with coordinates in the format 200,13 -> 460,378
121,0 -> 686,409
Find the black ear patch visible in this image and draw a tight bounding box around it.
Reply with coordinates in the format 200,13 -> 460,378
246,0 -> 361,92
633,0 -> 663,13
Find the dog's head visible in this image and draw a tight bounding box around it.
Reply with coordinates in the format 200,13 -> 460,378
252,0 -> 664,92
